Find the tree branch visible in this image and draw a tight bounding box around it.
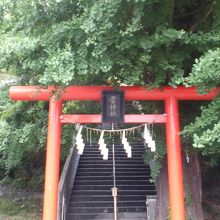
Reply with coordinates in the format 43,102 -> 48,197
189,5 -> 213,32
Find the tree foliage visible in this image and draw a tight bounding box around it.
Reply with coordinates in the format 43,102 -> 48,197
0,0 -> 220,187
1,0 -> 219,86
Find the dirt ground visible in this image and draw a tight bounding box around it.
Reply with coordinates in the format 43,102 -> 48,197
203,196 -> 220,220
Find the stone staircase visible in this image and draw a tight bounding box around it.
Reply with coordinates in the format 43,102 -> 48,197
66,143 -> 156,220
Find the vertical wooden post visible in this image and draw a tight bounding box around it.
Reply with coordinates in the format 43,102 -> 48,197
165,96 -> 185,220
43,97 -> 62,220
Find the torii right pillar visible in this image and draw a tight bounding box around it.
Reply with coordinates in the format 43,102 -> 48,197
165,95 -> 185,220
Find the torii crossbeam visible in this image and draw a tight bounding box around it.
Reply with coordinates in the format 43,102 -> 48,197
9,86 -> 219,220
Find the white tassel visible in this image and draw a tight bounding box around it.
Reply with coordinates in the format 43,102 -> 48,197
124,142 -> 130,152
144,124 -> 152,144
126,146 -> 132,155
127,147 -> 132,158
122,131 -> 126,144
100,143 -> 107,153
102,148 -> 109,160
77,143 -> 85,155
124,142 -> 132,158
99,140 -> 105,150
122,131 -> 128,147
122,138 -> 127,145
76,138 -> 84,146
98,131 -> 106,150
148,140 -> 156,152
75,126 -> 85,155
143,124 -> 148,137
97,131 -> 109,160
98,131 -> 104,144
145,134 -> 152,144
121,130 -> 132,158
99,138 -> 105,144
76,126 -> 83,145
76,126 -> 83,139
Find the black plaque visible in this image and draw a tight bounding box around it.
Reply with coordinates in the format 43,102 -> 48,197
102,90 -> 125,124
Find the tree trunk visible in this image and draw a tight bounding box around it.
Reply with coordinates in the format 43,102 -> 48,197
155,159 -> 169,220
155,151 -> 204,220
183,151 -> 204,220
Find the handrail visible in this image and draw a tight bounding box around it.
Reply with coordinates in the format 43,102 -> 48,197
57,144 -> 80,220
146,195 -> 156,220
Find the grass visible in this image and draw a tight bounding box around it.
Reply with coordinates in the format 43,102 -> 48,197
0,197 -> 42,220
0,214 -> 41,220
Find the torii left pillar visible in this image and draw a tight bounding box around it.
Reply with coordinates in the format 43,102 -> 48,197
43,96 -> 62,220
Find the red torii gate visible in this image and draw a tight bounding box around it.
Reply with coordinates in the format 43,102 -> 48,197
9,85 -> 219,220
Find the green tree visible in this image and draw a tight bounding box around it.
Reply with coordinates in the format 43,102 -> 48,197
0,0 -> 220,218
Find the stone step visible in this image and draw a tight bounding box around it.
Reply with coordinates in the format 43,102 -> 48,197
70,194 -> 147,202
78,164 -> 148,169
82,150 -> 145,154
70,200 -> 146,208
74,179 -> 152,185
68,206 -> 146,214
77,167 -> 149,172
73,184 -> 155,191
76,175 -> 151,180
79,159 -> 145,164
67,212 -> 147,220
76,171 -> 151,176
80,154 -> 145,158
72,189 -> 156,196
81,150 -> 145,155
83,144 -> 146,148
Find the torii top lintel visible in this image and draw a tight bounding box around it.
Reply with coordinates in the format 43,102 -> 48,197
9,85 -> 219,101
